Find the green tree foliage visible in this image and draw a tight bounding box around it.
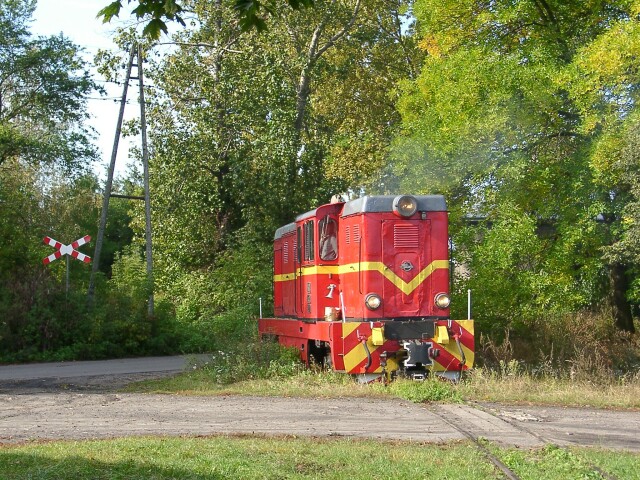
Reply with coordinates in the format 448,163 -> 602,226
97,0 -> 315,37
0,160 -> 93,359
0,0 -> 102,355
169,235 -> 273,352
121,0 -> 417,291
567,5 -> 640,310
0,3 -> 155,361
395,0 -> 640,332
309,1 -> 423,189
0,0 -> 98,170
92,1 -> 418,349
0,159 -> 177,361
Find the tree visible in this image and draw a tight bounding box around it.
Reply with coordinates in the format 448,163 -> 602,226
394,0 -> 639,332
0,0 -> 98,170
0,159 -> 100,357
567,8 -> 640,331
312,0 -> 423,189
96,1 -> 418,326
0,1 -> 145,359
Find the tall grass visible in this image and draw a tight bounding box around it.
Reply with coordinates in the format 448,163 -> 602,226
126,309 -> 640,408
478,309 -> 640,382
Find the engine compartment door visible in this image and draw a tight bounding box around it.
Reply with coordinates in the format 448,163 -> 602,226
381,220 -> 430,317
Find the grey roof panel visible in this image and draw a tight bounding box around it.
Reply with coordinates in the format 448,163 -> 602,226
274,222 -> 296,240
295,208 -> 318,222
276,195 -> 446,237
341,195 -> 447,217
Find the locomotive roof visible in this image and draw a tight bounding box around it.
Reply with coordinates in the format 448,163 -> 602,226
274,222 -> 296,240
341,195 -> 447,216
274,195 -> 447,239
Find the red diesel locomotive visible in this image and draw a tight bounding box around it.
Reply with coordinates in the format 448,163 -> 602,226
258,195 -> 474,381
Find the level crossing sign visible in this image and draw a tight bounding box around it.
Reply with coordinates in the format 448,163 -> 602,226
42,235 -> 92,265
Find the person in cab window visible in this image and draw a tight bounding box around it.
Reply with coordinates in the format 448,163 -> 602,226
319,216 -> 338,261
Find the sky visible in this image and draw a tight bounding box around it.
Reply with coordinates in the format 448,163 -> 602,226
31,0 -> 139,178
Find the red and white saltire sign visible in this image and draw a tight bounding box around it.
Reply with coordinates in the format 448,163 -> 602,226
42,235 -> 92,265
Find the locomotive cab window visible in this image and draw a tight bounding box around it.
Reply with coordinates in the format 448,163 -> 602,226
318,215 -> 338,261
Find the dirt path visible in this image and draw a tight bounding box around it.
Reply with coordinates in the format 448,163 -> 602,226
0,356 -> 208,386
0,360 -> 639,450
1,385 -> 639,450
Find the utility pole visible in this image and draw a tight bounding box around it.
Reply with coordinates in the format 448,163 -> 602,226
88,44 -> 135,302
137,43 -> 154,317
88,42 -> 155,317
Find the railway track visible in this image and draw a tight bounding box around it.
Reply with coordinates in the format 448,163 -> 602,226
429,402 -> 619,480
471,403 -> 619,480
429,404 -> 523,480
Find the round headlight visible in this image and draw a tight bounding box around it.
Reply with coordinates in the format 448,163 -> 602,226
393,195 -> 418,218
365,293 -> 382,310
434,293 -> 451,309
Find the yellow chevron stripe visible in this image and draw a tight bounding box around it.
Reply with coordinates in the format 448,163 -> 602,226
343,340 -> 383,373
273,260 -> 449,296
432,343 -> 475,371
347,261 -> 449,295
341,323 -> 359,337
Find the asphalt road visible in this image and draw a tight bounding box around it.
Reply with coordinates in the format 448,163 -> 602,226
0,355 -> 199,381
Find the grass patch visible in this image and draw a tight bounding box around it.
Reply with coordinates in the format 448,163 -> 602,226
1,437 -> 638,479
124,360 -> 463,403
455,367 -> 640,409
120,343 -> 640,408
488,443 -> 640,480
125,361 -> 640,409
572,447 -> 640,479
385,377 -> 463,403
125,367 -> 380,398
0,436 -> 492,479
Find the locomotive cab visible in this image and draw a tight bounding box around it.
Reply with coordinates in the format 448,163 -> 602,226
338,195 -> 451,321
261,195 -> 474,381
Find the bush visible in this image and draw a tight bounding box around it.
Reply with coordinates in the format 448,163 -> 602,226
196,342 -> 301,384
85,248 -> 187,358
169,234 -> 273,353
476,308 -> 640,380
388,376 -> 462,403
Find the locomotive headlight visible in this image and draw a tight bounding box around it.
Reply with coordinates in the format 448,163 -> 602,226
393,195 -> 418,218
434,293 -> 451,309
365,293 -> 382,310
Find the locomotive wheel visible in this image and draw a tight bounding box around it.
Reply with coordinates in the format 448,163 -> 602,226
261,333 -> 279,343
307,340 -> 330,369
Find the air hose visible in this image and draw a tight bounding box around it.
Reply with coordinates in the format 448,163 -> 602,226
454,333 -> 466,382
361,339 -> 372,370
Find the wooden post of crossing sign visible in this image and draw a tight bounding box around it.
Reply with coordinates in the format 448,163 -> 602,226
42,235 -> 92,294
